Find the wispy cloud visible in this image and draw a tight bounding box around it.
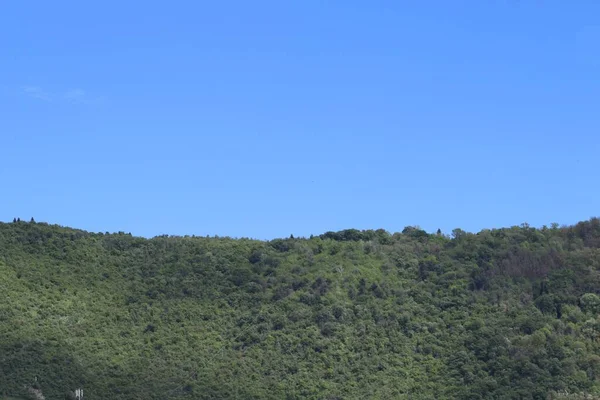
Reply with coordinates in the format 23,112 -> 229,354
64,88 -> 86,103
21,86 -> 102,104
22,86 -> 51,101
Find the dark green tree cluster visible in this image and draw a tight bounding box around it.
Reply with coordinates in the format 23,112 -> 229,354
1,219 -> 600,399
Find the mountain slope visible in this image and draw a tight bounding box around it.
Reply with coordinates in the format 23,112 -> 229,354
1,220 -> 600,399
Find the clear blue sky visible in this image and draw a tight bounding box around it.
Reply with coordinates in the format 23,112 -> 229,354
1,1 -> 599,239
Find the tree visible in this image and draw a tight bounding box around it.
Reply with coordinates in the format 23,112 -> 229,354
30,217 -> 35,223
580,293 -> 600,314
451,228 -> 466,239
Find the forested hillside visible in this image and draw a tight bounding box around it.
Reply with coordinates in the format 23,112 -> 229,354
1,219 -> 600,399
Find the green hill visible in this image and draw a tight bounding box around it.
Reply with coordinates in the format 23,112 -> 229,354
1,219 -> 600,399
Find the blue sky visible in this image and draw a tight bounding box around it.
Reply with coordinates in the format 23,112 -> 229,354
1,1 -> 599,239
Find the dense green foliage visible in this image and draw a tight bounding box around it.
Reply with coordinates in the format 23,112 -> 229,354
1,219 -> 600,399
